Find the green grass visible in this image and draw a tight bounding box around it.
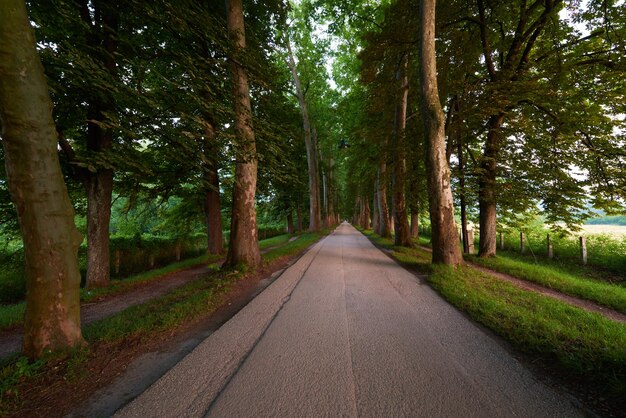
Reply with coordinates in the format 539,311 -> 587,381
0,230 -> 327,412
81,253 -> 222,302
82,269 -> 238,342
429,264 -> 626,398
0,302 -> 25,331
468,253 -> 626,314
360,228 -> 626,406
0,233 -> 313,332
0,254 -> 221,332
263,232 -> 325,263
259,233 -> 292,250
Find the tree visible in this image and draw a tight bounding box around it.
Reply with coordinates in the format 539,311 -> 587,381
224,0 -> 261,268
418,0 -> 463,265
285,36 -> 323,231
0,0 -> 84,358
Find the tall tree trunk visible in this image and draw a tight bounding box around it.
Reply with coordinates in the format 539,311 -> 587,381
418,0 -> 462,265
458,131 -> 469,254
224,0 -> 261,268
393,54 -> 413,247
363,198 -> 371,230
287,211 -> 295,234
410,209 -> 419,239
0,0 -> 84,358
377,167 -> 392,238
80,0 -> 119,288
296,203 -> 303,231
372,189 -> 380,234
205,166 -> 223,254
286,39 -> 322,231
203,122 -> 224,255
478,114 -> 504,257
85,170 -> 112,288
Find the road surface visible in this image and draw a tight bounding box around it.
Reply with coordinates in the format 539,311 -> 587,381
116,222 -> 583,417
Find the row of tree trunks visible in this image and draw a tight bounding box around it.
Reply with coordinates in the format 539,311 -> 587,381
224,0 -> 261,267
0,0 -> 85,358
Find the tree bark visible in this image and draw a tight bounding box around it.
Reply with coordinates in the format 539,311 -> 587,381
205,167 -> 224,254
287,211 -> 295,234
286,39 -> 322,232
79,0 -> 119,288
224,0 -> 261,268
362,197 -> 371,229
85,170 -> 112,288
478,114 -> 504,257
203,122 -> 224,255
296,203 -> 303,232
410,210 -> 419,239
418,0 -> 462,265
393,54 -> 413,247
458,129 -> 469,254
372,187 -> 380,235
377,167 -> 392,238
0,0 -> 84,358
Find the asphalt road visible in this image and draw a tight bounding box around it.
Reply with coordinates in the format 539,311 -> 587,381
116,222 -> 583,418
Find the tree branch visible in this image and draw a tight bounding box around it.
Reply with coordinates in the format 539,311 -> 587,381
477,0 -> 497,79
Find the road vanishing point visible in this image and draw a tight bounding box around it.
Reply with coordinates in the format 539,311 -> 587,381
116,222 -> 583,417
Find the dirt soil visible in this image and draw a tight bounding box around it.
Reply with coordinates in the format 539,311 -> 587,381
1,248 -> 306,418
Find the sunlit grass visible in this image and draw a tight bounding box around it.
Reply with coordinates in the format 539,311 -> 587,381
361,229 -> 626,405
468,254 -> 626,314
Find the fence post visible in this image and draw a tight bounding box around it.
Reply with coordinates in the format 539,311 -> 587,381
547,234 -> 553,259
520,231 -> 525,254
580,236 -> 587,265
499,232 -> 504,250
467,229 -> 475,254
149,254 -> 155,269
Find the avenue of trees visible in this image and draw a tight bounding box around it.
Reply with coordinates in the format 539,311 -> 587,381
0,0 -> 624,359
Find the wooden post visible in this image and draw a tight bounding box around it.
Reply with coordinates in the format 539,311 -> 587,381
149,254 -> 155,269
467,229 -> 475,254
175,243 -> 181,261
114,250 -> 121,275
499,232 -> 504,250
580,236 -> 587,265
520,231 -> 525,254
547,234 -> 553,259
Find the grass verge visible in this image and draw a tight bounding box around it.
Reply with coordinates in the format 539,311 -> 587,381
259,233 -> 292,250
0,233 -> 304,332
0,230 -> 327,415
467,253 -> 626,314
0,254 -> 220,332
360,228 -> 626,412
